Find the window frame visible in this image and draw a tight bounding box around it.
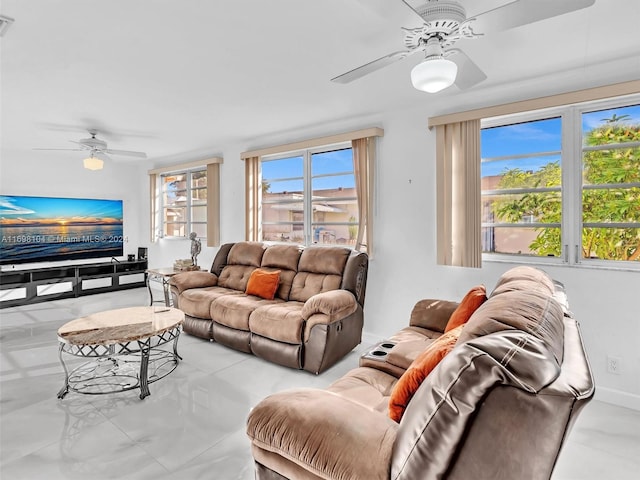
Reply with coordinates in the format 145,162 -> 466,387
260,141 -> 358,247
159,167 -> 208,240
480,94 -> 640,270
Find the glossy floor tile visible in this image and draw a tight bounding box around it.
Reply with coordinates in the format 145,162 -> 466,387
1,288 -> 639,479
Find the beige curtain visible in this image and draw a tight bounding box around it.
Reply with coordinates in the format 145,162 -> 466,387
435,119 -> 481,268
149,174 -> 157,243
351,137 -> 375,257
245,156 -> 260,241
206,163 -> 220,247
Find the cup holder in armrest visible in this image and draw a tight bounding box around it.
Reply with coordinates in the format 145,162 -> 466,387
361,340 -> 397,361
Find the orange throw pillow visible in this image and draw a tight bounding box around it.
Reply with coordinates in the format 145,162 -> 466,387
388,325 -> 463,423
444,285 -> 487,333
245,269 -> 281,300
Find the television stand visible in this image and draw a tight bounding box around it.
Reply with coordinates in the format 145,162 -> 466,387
0,260 -> 148,308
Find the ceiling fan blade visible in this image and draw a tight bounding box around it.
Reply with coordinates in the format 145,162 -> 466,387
94,152 -> 113,161
332,47 -> 423,84
399,0 -> 430,22
104,148 -> 147,158
448,49 -> 487,90
33,148 -> 83,151
470,0 -> 595,34
69,140 -> 91,149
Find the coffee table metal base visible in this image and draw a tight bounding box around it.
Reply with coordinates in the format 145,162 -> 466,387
57,325 -> 182,400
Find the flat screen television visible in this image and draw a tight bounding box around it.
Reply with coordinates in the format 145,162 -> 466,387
0,195 -> 124,266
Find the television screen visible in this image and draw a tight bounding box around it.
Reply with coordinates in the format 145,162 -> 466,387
0,195 -> 124,265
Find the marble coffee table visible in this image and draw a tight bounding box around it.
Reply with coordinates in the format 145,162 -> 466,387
57,306 -> 184,400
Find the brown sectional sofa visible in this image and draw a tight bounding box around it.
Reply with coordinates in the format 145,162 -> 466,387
246,266 -> 595,479
169,241 -> 368,374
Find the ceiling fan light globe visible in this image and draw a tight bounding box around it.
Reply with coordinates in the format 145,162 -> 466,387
83,156 -> 104,170
411,58 -> 458,93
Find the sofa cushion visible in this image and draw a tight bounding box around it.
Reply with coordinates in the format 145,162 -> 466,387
388,325 -> 464,423
409,299 -> 459,332
228,241 -> 265,267
245,269 -> 281,300
170,270 -> 218,294
457,289 -> 565,364
211,294 -> 282,331
179,286 -> 243,320
249,302 -> 305,344
247,388 -> 397,480
297,246 -> 350,275
216,242 -> 266,291
386,339 -> 435,371
491,265 -> 555,298
218,265 -> 256,291
301,290 -> 358,321
389,326 -> 443,344
261,245 -> 301,300
261,244 -> 302,270
457,267 -> 565,365
327,366 -> 397,413
289,272 -> 343,303
444,285 -> 487,332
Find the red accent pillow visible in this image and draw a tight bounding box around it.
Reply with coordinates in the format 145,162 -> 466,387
245,269 -> 281,300
388,325 -> 463,423
444,285 -> 487,333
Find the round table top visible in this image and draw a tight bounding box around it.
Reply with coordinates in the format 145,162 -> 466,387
57,306 -> 184,346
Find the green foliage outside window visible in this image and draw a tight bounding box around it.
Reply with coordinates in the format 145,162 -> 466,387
493,118 -> 640,261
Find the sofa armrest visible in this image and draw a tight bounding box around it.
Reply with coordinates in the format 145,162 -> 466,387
301,290 -> 358,322
169,271 -> 218,294
247,389 -> 397,480
409,299 -> 459,332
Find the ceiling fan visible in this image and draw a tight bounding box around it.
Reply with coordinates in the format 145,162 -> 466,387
35,130 -> 147,170
332,0 -> 596,93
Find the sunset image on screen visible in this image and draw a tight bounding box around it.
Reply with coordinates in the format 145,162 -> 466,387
0,195 -> 124,265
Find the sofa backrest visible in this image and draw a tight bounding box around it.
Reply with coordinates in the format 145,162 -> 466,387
217,242 -> 265,291
210,242 -> 368,305
289,246 -> 350,303
340,250 -> 369,307
457,265 -> 565,364
390,266 -> 594,480
259,244 -> 302,300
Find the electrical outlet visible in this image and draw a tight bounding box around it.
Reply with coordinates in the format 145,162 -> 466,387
607,355 -> 622,375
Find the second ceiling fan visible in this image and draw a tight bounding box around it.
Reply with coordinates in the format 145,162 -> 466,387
35,130 -> 147,170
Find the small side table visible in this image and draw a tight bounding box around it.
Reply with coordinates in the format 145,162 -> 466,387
146,267 -> 184,307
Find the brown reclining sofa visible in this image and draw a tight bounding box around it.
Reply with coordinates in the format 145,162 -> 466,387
169,241 -> 368,374
246,266 -> 595,479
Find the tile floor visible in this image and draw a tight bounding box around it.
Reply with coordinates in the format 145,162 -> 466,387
1,288 -> 639,479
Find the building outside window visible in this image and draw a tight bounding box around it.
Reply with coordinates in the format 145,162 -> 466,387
160,169 -> 207,238
481,98 -> 640,267
261,145 -> 358,247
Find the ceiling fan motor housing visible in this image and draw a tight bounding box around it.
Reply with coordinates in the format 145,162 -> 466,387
79,136 -> 107,150
403,1 -> 478,50
416,0 -> 466,34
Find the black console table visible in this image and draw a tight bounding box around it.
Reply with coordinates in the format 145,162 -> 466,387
0,260 -> 148,308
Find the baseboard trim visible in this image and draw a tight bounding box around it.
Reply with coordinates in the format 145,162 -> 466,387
594,387 -> 640,411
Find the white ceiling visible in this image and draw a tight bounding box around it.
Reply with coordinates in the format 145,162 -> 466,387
2,0 -> 639,168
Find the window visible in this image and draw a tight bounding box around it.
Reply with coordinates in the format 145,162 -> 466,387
261,145 -> 359,246
160,168 -> 207,238
481,116 -> 562,256
481,98 -> 640,266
